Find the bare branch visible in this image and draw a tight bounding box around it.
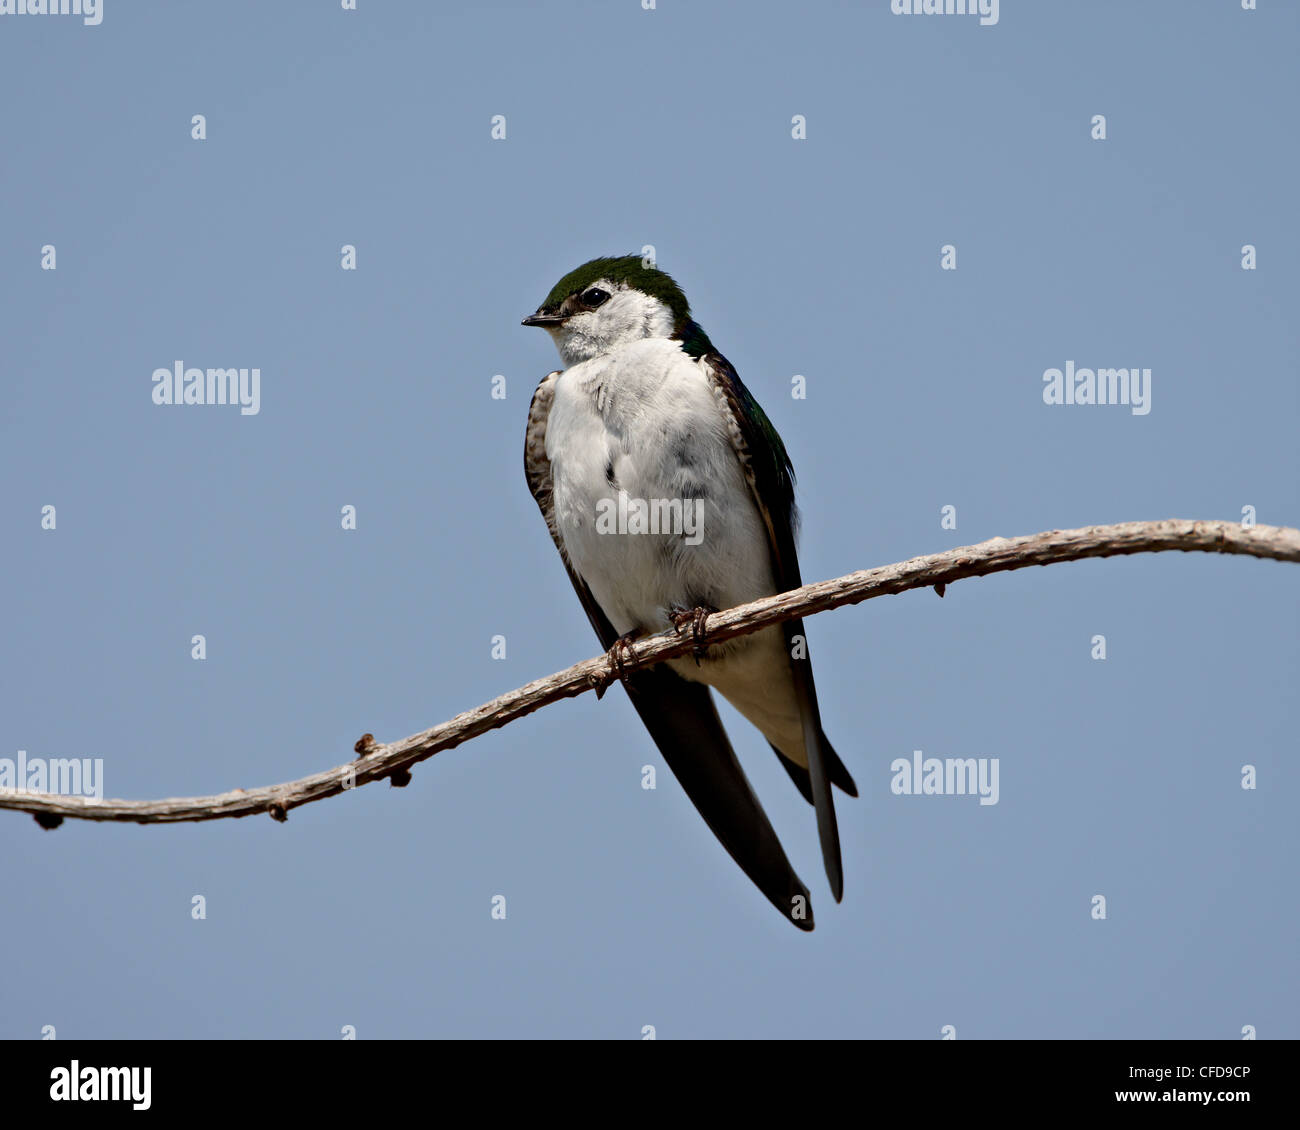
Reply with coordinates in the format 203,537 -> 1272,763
4,519 -> 1296,827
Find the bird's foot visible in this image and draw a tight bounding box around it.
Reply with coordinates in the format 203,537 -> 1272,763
669,605 -> 717,665
601,630 -> 644,694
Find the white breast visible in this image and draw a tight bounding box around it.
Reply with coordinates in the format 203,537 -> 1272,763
545,338 -> 813,765
545,338 -> 777,638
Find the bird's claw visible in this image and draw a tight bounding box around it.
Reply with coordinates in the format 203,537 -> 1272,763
670,605 -> 716,665
604,631 -> 642,689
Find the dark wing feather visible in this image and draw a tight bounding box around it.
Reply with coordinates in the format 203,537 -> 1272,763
524,373 -> 620,645
524,371 -> 815,929
622,669 -> 814,929
699,348 -> 852,902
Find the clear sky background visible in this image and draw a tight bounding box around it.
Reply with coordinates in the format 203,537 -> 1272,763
1,0 -> 1295,1039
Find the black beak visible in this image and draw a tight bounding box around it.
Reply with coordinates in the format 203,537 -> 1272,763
522,312 -> 567,328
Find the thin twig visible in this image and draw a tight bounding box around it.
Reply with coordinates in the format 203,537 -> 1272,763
2,519 -> 1295,827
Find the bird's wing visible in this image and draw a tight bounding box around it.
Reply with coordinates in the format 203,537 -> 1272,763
699,348 -> 852,902
524,372 -> 617,643
525,371 -> 815,929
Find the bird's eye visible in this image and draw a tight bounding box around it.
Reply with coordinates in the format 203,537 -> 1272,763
581,287 -> 611,308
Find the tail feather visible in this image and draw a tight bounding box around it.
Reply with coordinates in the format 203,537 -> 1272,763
772,733 -> 858,804
623,665 -> 816,931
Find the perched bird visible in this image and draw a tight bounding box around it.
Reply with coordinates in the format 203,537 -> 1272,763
523,256 -> 856,930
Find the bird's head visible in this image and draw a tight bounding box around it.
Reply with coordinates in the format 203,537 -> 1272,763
522,255 -> 711,365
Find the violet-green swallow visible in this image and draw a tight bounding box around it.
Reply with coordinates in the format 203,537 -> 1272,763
522,256 -> 856,930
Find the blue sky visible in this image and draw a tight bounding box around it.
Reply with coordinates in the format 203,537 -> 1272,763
1,0 -> 1295,1038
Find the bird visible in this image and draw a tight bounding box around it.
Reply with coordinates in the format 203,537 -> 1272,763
522,255 -> 856,930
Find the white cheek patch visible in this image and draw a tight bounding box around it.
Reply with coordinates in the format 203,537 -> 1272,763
554,284 -> 676,365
